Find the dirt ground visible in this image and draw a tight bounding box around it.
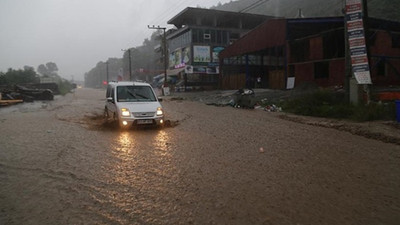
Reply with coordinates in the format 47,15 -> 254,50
171,89 -> 400,146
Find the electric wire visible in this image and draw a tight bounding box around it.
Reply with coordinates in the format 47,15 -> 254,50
148,0 -> 189,26
240,0 -> 269,13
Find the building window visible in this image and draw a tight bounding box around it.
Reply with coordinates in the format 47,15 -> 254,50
314,61 -> 329,79
222,31 -> 228,44
323,29 -> 345,59
290,39 -> 309,62
198,29 -> 204,43
229,32 -> 240,44
210,30 -> 216,43
216,30 -> 222,44
192,29 -> 198,43
367,31 -> 376,47
377,60 -> 386,76
288,65 -> 295,77
392,32 -> 400,48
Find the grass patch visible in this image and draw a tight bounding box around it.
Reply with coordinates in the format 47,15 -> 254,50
279,90 -> 396,122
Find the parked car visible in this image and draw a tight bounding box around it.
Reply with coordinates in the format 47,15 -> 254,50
104,81 -> 164,129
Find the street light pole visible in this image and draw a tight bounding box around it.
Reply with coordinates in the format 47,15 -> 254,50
148,25 -> 167,87
121,49 -> 132,81
128,49 -> 132,81
106,61 -> 109,84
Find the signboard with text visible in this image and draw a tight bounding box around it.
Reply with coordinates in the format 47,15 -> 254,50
193,46 -> 211,63
346,0 -> 372,84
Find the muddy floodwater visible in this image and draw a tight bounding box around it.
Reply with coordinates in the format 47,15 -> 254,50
1,88 -> 400,225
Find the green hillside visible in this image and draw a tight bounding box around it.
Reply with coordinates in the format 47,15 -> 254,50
213,0 -> 400,21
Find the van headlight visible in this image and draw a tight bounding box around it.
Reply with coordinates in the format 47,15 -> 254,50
156,107 -> 163,116
121,108 -> 130,117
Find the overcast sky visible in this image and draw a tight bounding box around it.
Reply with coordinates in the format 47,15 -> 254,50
0,0 -> 233,81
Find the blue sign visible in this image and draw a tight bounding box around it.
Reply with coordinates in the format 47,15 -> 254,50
346,12 -> 362,22
352,64 -> 370,72
348,29 -> 365,39
350,46 -> 367,56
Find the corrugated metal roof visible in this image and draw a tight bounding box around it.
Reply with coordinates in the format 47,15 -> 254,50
219,19 -> 287,58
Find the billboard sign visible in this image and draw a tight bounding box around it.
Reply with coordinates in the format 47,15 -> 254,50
346,0 -> 372,84
193,46 -> 211,63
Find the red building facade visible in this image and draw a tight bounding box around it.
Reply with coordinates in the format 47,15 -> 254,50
219,17 -> 400,90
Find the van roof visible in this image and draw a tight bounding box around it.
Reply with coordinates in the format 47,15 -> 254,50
108,81 -> 151,87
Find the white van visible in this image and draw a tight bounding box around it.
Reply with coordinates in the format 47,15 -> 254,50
105,81 -> 164,128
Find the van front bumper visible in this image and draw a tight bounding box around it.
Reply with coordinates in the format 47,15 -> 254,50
119,116 -> 164,128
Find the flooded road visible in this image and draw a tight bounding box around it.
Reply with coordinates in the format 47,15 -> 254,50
1,88 -> 399,225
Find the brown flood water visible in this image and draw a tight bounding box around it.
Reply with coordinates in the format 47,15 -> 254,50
1,88 -> 399,225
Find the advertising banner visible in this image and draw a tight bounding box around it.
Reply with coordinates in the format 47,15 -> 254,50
170,47 -> 191,69
346,0 -> 372,84
212,47 -> 225,63
193,46 -> 211,63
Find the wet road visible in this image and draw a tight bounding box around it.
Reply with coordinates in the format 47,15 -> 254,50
1,88 -> 399,225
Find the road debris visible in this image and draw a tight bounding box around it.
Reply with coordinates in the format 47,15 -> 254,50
263,104 -> 282,112
0,84 -> 54,107
231,89 -> 257,108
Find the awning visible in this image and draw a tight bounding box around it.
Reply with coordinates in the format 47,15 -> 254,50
167,68 -> 185,76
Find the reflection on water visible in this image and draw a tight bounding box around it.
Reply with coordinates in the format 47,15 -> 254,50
116,132 -> 135,155
153,130 -> 171,157
87,129 -> 179,224
112,129 -> 172,159
110,129 -> 174,178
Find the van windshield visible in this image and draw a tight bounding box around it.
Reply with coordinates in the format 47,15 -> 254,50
117,86 -> 157,102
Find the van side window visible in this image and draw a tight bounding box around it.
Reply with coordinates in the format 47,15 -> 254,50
111,87 -> 115,100
106,85 -> 111,98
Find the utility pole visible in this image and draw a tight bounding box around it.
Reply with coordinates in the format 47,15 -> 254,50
362,0 -> 371,104
121,49 -> 132,81
148,25 -> 168,88
106,61 -> 109,84
344,3 -> 351,102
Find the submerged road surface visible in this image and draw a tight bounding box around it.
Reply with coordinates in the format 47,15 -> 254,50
1,88 -> 399,225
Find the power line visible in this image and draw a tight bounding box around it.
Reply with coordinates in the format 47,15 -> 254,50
148,0 -> 187,25
240,0 -> 268,13
148,0 -> 199,26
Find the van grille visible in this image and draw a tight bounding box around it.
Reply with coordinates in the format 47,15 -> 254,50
133,112 -> 155,118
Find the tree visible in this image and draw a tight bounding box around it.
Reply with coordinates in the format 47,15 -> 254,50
0,68 -> 39,85
46,62 -> 58,75
84,58 -> 123,88
37,64 -> 49,76
24,65 -> 35,72
85,31 -> 163,86
37,62 -> 58,77
0,72 -> 6,85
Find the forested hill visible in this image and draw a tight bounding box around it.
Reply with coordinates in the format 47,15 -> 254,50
212,0 -> 400,22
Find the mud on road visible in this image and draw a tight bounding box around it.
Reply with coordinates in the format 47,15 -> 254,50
1,88 -> 400,225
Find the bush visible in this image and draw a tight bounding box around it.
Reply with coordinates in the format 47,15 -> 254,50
351,102 -> 396,122
58,80 -> 74,95
281,90 -> 396,121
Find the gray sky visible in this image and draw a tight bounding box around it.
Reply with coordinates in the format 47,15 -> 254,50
0,0 -> 232,81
